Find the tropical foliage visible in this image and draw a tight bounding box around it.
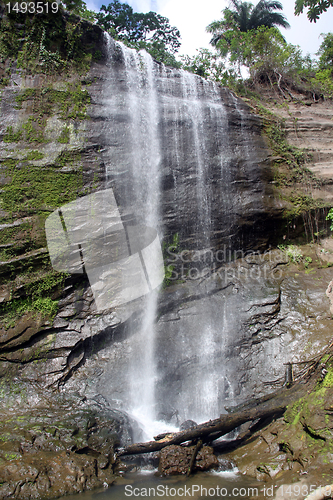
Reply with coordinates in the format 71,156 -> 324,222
0,1 -> 102,74
180,49 -> 227,81
317,33 -> 333,71
327,209 -> 333,231
207,0 -> 290,46
60,0 -> 97,21
189,1 -> 333,99
205,0 -> 293,84
96,0 -> 181,66
308,34 -> 333,97
225,26 -> 311,82
295,0 -> 333,22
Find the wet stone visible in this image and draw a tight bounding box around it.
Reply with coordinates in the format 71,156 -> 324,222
158,444 -> 219,475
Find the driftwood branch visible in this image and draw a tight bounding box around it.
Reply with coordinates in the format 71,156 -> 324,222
187,440 -> 202,476
117,382 -> 310,457
275,71 -> 287,99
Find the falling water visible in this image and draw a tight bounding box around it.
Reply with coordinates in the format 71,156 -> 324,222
117,44 -> 163,435
163,74 -> 235,423
96,37 -> 254,435
180,70 -> 211,246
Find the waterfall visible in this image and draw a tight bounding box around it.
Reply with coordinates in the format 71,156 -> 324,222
180,70 -> 211,247
95,36 -> 254,436
114,43 -> 163,436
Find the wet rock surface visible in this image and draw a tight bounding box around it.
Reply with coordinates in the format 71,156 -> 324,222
226,377 -> 333,497
0,244 -> 330,496
0,32 -> 331,415
179,420 -> 198,431
158,445 -> 219,475
0,394 -> 133,499
0,26 -> 333,499
0,36 -> 274,397
326,280 -> 333,314
78,245 -> 333,422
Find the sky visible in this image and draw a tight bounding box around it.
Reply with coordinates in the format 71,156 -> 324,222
86,0 -> 333,59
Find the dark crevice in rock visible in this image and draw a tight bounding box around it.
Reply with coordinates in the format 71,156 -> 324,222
158,280 -> 235,318
301,421 -> 327,441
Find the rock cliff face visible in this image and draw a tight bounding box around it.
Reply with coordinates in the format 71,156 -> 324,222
85,37 -> 278,252
270,100 -> 333,183
0,32 -> 276,394
0,17 -> 333,497
66,248 -> 333,425
0,29 -> 332,404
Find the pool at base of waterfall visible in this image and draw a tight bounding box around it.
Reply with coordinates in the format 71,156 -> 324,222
55,469 -> 263,500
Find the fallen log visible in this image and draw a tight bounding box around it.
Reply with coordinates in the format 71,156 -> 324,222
117,404 -> 284,455
117,383 -> 308,456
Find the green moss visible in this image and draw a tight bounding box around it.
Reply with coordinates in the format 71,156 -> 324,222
0,298 -> 30,329
254,106 -> 311,179
24,150 -> 45,161
1,8 -> 102,75
93,50 -> 102,61
0,247 -> 14,261
15,84 -> 91,120
162,233 -> 180,287
304,425 -> 327,441
14,88 -> 37,106
323,368 -> 333,388
32,297 -> 58,316
0,270 -> 67,329
22,116 -> 45,143
3,453 -> 21,461
0,379 -> 27,401
55,148 -> 82,168
282,193 -> 326,221
249,102 -> 328,227
27,271 -> 69,297
3,126 -> 22,143
0,222 -> 31,245
0,13 -> 99,332
0,158 -> 17,170
285,397 -> 304,425
58,126 -> 70,144
0,77 -> 10,88
6,84 -> 90,152
1,157 -> 83,213
0,296 -> 58,329
3,121 -> 45,145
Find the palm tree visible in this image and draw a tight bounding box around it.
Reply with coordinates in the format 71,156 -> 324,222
208,0 -> 290,45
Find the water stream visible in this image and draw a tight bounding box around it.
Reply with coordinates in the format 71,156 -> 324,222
118,43 -> 162,435
95,37 -> 253,437
55,469 -> 260,500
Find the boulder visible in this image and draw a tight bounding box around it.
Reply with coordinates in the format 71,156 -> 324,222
158,444 -> 218,475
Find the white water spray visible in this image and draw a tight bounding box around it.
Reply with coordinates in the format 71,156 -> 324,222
98,37 -> 250,435
117,43 -> 163,435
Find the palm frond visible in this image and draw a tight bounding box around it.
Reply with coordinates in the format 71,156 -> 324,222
250,0 -> 290,30
257,1 -> 284,11
229,0 -> 241,9
207,0 -> 290,47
